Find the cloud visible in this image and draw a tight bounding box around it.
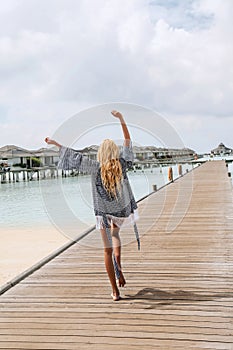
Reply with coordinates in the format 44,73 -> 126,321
0,0 -> 232,152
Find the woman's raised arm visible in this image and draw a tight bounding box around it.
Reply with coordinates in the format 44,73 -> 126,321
44,137 -> 98,173
111,111 -> 131,147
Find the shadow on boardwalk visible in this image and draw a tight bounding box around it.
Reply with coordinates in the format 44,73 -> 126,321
124,288 -> 233,309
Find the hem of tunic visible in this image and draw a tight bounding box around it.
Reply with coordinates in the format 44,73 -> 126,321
95,209 -> 139,230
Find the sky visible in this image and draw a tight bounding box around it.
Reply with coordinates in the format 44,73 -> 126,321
0,0 -> 233,154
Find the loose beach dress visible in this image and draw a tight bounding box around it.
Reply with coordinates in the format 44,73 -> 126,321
58,142 -> 140,277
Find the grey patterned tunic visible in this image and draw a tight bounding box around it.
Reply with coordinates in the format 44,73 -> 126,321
58,142 -> 140,253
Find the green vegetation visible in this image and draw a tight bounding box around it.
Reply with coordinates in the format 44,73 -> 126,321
31,157 -> 42,167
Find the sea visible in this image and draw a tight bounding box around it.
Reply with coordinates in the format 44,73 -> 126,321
0,163 -> 197,230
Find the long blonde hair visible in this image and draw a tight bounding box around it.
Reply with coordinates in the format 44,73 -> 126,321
97,139 -> 122,198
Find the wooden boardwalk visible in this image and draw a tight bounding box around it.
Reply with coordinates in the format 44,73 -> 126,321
0,161 -> 233,349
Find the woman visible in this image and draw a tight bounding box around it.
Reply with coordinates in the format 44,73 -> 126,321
45,111 -> 139,301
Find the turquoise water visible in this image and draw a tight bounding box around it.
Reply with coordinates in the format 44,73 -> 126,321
0,164 -> 195,229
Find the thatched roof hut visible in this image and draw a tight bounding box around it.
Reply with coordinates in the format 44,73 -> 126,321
211,143 -> 233,155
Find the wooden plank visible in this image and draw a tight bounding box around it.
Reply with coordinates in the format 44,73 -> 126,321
0,342 -> 230,350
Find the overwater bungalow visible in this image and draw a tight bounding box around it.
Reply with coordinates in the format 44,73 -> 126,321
211,143 -> 233,156
0,145 -> 59,168
0,144 -> 195,169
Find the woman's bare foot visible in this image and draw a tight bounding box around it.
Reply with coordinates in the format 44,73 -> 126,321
118,270 -> 126,287
111,288 -> 120,301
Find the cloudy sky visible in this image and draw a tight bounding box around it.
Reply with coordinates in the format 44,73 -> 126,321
0,0 -> 233,153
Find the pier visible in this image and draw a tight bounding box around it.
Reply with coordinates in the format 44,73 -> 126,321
0,162 -> 194,184
0,167 -> 59,184
0,161 -> 233,349
0,167 -> 87,184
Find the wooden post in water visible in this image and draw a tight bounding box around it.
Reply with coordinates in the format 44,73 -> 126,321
50,169 -> 55,178
178,164 -> 182,176
42,170 -> 46,179
1,173 -> 7,184
168,167 -> 173,182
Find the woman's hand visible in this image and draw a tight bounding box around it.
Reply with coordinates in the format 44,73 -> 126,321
45,137 -> 54,145
44,137 -> 61,148
111,110 -> 123,119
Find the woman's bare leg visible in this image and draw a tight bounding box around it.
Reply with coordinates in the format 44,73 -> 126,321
100,229 -> 120,299
111,224 -> 126,287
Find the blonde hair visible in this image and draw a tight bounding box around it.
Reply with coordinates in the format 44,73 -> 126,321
97,139 -> 122,198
